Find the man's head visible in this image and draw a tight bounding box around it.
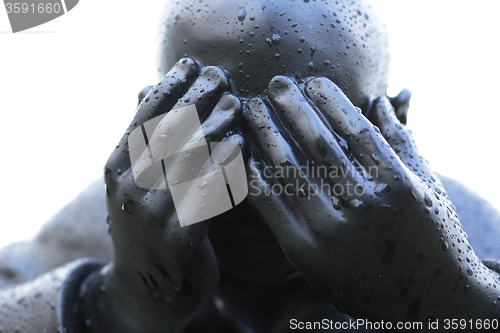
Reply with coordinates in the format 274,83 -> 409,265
155,0 -> 392,284
156,0 -> 390,111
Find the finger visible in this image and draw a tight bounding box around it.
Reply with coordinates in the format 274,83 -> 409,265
244,97 -> 305,175
136,59 -> 201,130
244,97 -> 346,221
138,66 -> 231,177
369,97 -> 447,191
305,77 -> 401,172
134,93 -> 241,187
105,58 -> 200,185
189,93 -> 242,143
389,88 -> 411,125
267,76 -> 367,187
369,96 -> 429,178
245,153 -> 315,249
170,66 -> 230,123
167,134 -> 246,228
368,96 -> 418,162
110,65 -> 231,195
137,85 -> 153,106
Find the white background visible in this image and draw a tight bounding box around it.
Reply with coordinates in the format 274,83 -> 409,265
1,1 -> 499,248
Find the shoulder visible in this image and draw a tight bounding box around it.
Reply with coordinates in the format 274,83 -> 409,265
440,174 -> 500,259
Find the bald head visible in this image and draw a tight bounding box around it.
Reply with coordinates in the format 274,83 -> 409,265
156,0 -> 390,110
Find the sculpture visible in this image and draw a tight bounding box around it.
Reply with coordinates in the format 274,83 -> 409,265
1,1 -> 500,332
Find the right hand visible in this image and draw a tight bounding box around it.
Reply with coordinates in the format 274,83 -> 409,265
100,58 -> 243,332
244,76 -> 500,324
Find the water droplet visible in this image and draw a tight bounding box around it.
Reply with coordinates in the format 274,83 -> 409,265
198,182 -> 209,190
424,192 -> 433,207
349,199 -> 369,213
275,53 -> 281,59
272,34 -> 281,45
219,155 -> 229,165
266,38 -> 273,47
370,153 -> 380,165
237,7 -> 247,21
331,196 -> 341,210
300,36 -> 305,42
116,169 -> 122,175
163,90 -> 171,97
122,200 -> 134,214
158,132 -> 170,142
418,251 -> 426,258
308,62 -> 314,70
467,266 -> 473,276
464,284 -> 470,294
374,183 -> 390,197
298,188 -> 309,197
443,242 -> 449,251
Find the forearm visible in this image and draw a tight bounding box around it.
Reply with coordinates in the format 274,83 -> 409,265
0,258 -> 100,332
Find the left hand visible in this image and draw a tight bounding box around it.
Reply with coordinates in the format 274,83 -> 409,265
243,76 -> 500,324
